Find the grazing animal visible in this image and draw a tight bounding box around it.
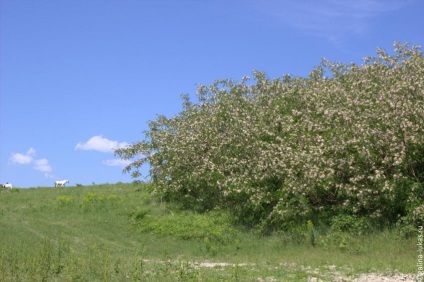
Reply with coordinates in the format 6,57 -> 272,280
54,180 -> 69,187
3,183 -> 13,189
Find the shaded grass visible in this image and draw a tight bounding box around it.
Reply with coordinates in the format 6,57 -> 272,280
0,183 -> 417,281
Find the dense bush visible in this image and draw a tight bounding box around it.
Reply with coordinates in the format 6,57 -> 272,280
116,43 -> 424,231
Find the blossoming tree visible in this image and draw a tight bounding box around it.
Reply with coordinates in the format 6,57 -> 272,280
116,43 -> 424,230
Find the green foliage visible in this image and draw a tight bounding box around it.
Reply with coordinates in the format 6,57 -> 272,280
55,195 -> 74,206
82,192 -> 119,211
129,207 -> 237,243
116,42 -> 424,231
330,214 -> 370,235
307,220 -> 317,247
320,231 -> 356,253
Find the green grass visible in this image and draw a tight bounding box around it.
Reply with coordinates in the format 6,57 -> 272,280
0,183 -> 417,281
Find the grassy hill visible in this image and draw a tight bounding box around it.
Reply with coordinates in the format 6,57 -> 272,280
0,183 -> 417,281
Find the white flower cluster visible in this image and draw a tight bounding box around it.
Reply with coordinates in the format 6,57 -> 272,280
116,43 -> 424,228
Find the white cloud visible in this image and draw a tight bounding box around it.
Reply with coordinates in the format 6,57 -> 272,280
9,148 -> 55,179
34,158 -> 52,173
75,135 -> 129,153
256,0 -> 406,40
34,158 -> 54,178
103,159 -> 132,167
9,148 -> 36,164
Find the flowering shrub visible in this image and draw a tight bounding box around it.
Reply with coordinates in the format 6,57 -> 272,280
116,43 -> 424,230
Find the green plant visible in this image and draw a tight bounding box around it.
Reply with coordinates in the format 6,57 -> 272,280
307,220 -> 317,247
82,192 -> 120,211
330,214 -> 369,235
116,42 -> 424,231
320,231 -> 354,252
56,195 -> 74,206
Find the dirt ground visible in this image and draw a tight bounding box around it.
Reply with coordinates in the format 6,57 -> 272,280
146,259 -> 419,281
351,273 -> 417,282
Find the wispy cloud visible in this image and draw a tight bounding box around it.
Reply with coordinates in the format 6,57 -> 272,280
34,158 -> 54,177
102,159 -> 132,167
75,135 -> 129,153
9,148 -> 54,178
256,0 -> 407,41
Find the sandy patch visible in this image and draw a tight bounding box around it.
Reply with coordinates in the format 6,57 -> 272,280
143,259 -> 417,281
353,273 -> 416,282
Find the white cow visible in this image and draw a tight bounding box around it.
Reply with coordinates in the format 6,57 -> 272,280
55,180 -> 69,187
3,183 -> 13,189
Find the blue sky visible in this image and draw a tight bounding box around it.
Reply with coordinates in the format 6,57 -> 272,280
1,0 -> 423,188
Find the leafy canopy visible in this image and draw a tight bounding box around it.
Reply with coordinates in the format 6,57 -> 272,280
116,42 -> 424,230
